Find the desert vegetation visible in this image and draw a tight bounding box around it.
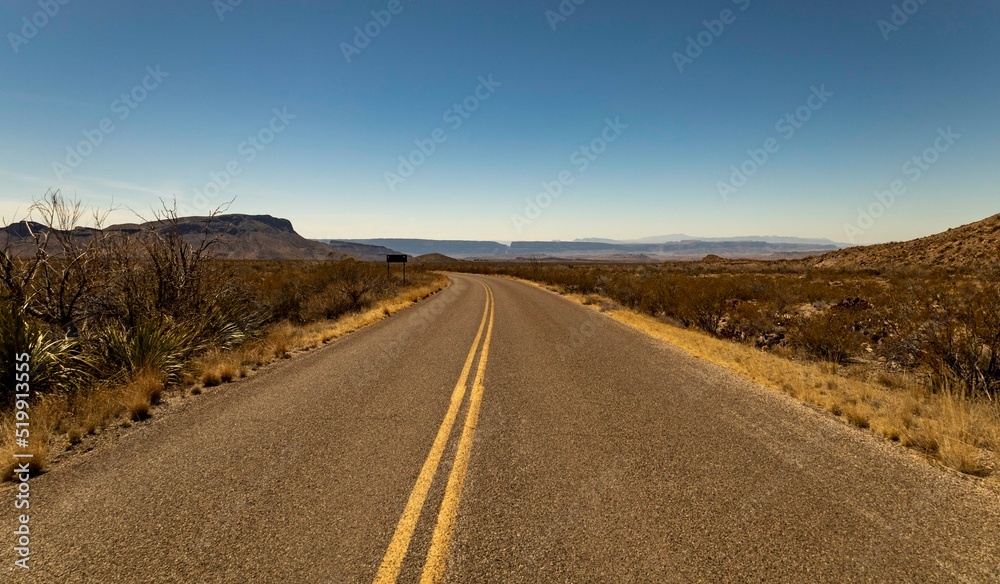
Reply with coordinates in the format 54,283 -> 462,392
0,192 -> 440,479
447,259 -> 1000,478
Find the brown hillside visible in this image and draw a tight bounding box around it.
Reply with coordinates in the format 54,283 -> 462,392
814,213 -> 1000,270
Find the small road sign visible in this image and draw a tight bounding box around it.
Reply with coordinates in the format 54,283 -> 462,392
386,254 -> 408,283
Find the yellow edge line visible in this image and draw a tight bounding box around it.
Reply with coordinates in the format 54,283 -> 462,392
420,284 -> 496,584
373,281 -> 492,584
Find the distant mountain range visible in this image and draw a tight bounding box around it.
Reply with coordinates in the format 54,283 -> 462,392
15,210 -> 993,267
13,212 -> 922,264
318,239 -> 508,258
338,238 -> 843,261
576,235 -> 848,246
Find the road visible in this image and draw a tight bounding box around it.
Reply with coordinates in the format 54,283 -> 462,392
3,273 -> 1000,582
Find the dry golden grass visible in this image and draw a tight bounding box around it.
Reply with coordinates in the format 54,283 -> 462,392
186,275 -> 449,389
268,276 -> 448,352
522,279 -> 999,483
122,386 -> 152,421
73,386 -> 126,435
194,349 -> 243,387
0,274 -> 449,482
0,394 -> 66,480
121,371 -> 165,421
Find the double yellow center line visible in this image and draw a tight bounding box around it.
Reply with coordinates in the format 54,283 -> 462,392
374,281 -> 496,584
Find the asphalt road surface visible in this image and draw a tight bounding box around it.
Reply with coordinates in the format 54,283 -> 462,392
3,273 -> 1000,582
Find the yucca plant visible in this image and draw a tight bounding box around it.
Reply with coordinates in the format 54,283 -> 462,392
0,301 -> 90,409
93,317 -> 198,382
191,289 -> 266,350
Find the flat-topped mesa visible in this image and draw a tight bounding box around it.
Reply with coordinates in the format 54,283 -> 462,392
143,214 -> 296,236
0,214 -> 396,261
247,214 -> 295,232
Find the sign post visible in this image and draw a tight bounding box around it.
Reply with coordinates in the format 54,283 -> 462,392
386,254 -> 408,284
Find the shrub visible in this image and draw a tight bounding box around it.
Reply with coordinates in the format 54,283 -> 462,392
639,274 -> 681,318
93,318 -> 196,382
723,299 -> 783,347
0,302 -> 90,408
792,309 -> 865,364
917,282 -> 1000,398
682,277 -> 734,334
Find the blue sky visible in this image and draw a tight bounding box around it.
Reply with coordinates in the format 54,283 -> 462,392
1,0 -> 997,244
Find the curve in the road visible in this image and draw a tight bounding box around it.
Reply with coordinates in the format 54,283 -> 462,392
3,273 -> 999,583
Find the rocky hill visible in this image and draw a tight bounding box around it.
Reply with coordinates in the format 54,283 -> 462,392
412,253 -> 459,264
1,214 -> 398,261
814,213 -> 1000,270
